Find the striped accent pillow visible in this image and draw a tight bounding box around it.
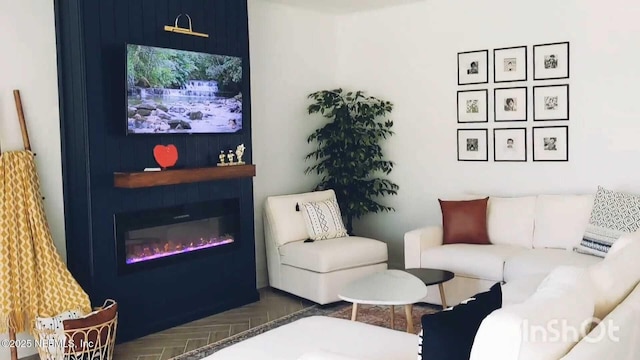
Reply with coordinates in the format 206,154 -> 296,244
300,198 -> 348,240
576,186 -> 640,257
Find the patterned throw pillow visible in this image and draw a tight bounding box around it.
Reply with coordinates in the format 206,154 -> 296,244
418,283 -> 502,360
417,329 -> 423,360
300,199 -> 348,240
576,186 -> 640,257
35,310 -> 84,355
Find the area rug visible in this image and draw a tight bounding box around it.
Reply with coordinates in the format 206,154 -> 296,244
173,303 -> 439,360
327,303 -> 439,334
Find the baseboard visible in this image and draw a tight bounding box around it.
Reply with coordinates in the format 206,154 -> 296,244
257,275 -> 269,289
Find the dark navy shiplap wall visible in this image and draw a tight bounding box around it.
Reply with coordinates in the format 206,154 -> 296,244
54,0 -> 257,341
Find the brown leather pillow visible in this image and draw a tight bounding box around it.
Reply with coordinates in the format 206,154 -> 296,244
439,197 -> 490,245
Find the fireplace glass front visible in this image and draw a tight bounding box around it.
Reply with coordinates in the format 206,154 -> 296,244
115,199 -> 240,274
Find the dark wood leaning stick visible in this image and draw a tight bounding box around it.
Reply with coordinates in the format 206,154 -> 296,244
13,89 -> 32,151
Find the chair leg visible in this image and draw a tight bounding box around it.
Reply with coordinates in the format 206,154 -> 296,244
439,283 -> 448,308
351,303 -> 358,321
390,305 -> 395,329
405,305 -> 414,333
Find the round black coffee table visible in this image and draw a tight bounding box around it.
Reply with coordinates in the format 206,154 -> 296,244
404,268 -> 455,308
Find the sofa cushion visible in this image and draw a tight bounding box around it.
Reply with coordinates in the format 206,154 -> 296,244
470,266 -> 595,360
439,197 -> 490,245
560,282 -> 640,360
503,248 -> 601,282
265,190 -> 338,247
300,198 -> 348,240
532,194 -> 594,250
589,236 -> 640,321
420,244 -> 526,281
577,186 -> 640,257
420,283 -> 502,360
487,196 -> 536,248
280,236 -> 387,273
501,274 -> 547,306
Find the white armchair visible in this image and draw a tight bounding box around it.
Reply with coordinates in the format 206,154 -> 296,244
264,190 -> 388,304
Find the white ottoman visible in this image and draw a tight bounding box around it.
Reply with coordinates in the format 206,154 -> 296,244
204,316 -> 418,360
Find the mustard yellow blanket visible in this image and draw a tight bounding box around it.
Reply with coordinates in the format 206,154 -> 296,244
0,151 -> 91,333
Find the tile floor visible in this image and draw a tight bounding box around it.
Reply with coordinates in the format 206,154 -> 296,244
113,287 -> 314,360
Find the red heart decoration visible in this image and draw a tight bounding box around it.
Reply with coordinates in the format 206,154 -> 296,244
153,144 -> 178,168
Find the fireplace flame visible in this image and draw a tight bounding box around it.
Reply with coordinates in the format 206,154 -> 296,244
126,236 -> 234,264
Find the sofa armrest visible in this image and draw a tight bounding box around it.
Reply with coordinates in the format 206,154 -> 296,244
607,229 -> 640,256
404,226 -> 444,269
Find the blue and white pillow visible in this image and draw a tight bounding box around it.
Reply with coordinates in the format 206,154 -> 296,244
576,186 -> 640,257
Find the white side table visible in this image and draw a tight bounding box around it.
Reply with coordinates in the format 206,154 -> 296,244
338,269 -> 428,333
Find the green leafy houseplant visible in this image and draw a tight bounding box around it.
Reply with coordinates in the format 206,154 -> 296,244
304,88 -> 399,234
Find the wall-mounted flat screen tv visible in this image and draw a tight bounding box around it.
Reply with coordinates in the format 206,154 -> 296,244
126,44 -> 242,134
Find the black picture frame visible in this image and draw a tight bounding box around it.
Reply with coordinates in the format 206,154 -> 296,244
533,42 -> 570,80
458,49 -> 489,85
457,89 -> 488,123
532,126 -> 569,162
493,46 -> 527,83
533,84 -> 569,121
494,87 -> 528,122
457,129 -> 488,161
493,128 -> 527,162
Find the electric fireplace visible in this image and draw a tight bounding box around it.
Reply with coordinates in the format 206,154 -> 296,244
114,199 -> 240,275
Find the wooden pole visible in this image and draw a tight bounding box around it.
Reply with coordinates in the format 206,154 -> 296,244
10,90 -> 29,360
13,90 -> 31,151
9,328 -> 17,360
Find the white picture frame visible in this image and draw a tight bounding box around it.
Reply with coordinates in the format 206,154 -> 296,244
494,128 -> 527,162
532,126 -> 568,161
457,129 -> 488,161
458,50 -> 489,85
533,42 -> 569,80
533,84 -> 569,121
457,89 -> 488,123
494,46 -> 527,83
494,87 -> 527,122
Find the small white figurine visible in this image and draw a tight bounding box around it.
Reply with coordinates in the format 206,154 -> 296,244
227,150 -> 236,164
217,151 -> 227,166
235,144 -> 246,164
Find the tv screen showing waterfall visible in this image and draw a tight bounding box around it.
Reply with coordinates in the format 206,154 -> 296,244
126,44 -> 242,134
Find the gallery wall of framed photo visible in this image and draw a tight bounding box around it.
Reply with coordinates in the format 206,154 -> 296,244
456,41 -> 570,162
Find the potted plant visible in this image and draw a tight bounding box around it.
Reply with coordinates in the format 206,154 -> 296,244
304,88 -> 399,234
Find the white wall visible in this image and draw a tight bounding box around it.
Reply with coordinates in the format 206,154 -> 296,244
0,1 -> 64,358
263,0 -> 426,14
334,0 -> 640,268
248,0 -> 338,287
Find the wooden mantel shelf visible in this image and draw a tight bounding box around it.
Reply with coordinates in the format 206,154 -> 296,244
114,164 -> 256,188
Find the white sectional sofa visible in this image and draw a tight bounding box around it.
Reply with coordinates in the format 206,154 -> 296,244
205,231 -> 640,360
405,194 -> 602,306
203,193 -> 640,359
